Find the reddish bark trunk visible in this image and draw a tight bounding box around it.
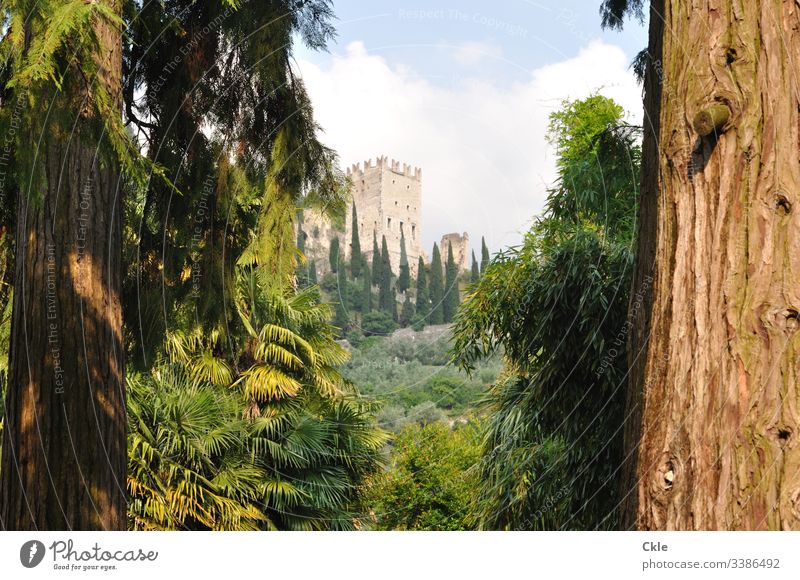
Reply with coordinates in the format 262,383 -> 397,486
634,0 -> 800,529
0,4 -> 126,530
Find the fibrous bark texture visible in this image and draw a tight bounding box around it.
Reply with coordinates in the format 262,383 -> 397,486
634,0 -> 800,529
0,6 -> 126,530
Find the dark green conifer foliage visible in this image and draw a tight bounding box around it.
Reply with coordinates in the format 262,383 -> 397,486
308,260 -> 318,286
360,262 -> 372,313
415,256 -> 429,318
397,230 -> 410,293
371,232 -> 381,286
471,250 -> 480,283
400,294 -> 414,327
379,235 -> 393,312
350,204 -> 362,280
443,241 -> 460,323
480,236 -> 490,274
429,243 -> 444,325
334,254 -> 349,332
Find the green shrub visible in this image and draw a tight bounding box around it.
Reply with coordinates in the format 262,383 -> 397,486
361,311 -> 398,336
365,422 -> 482,530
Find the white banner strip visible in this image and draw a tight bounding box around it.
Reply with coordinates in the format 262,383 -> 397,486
1,532 -> 798,579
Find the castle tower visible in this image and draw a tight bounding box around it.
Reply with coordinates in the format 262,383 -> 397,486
345,156 -> 422,277
440,232 -> 470,272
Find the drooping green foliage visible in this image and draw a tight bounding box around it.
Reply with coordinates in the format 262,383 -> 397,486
350,204 -> 362,280
122,0 -> 348,366
0,0 -> 160,203
599,0 -> 645,30
102,0 -> 386,530
545,94 -> 639,237
452,95 -> 640,530
443,241 -> 459,323
397,231 -> 410,293
428,243 -> 444,325
471,250 -> 480,283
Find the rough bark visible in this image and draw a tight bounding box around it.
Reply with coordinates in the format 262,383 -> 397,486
0,6 -> 126,530
619,0 -> 664,529
634,0 -> 800,529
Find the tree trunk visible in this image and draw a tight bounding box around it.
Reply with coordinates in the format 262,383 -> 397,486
0,5 -> 126,530
634,0 -> 800,529
619,0 -> 664,529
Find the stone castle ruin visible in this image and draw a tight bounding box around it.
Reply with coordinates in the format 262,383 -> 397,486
440,232 -> 470,272
301,156 -> 466,279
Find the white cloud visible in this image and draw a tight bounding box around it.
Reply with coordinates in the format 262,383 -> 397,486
451,41 -> 504,67
297,39 -> 641,255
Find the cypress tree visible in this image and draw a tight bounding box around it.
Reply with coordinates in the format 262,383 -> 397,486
371,232 -> 381,286
480,236 -> 490,273
379,235 -> 393,312
309,260 -> 318,286
330,237 -> 340,274
350,204 -> 362,280
360,262 -> 372,313
334,256 -> 349,331
429,243 -> 444,325
392,286 -> 399,322
400,293 -> 414,327
397,230 -> 410,293
471,250 -> 480,282
415,256 -> 429,318
444,241 -> 460,323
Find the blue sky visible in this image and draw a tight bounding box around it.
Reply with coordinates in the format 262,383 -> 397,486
297,1 -> 647,254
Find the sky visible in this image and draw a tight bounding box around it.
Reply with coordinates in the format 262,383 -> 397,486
295,1 -> 648,255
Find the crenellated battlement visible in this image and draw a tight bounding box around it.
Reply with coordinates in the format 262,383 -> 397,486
346,155 -> 422,181
304,154 -> 423,279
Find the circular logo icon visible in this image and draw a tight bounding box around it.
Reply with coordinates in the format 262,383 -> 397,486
20,540 -> 46,568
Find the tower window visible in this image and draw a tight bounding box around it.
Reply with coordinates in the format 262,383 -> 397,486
407,205 -> 410,211
411,225 -> 416,239
387,218 -> 392,229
